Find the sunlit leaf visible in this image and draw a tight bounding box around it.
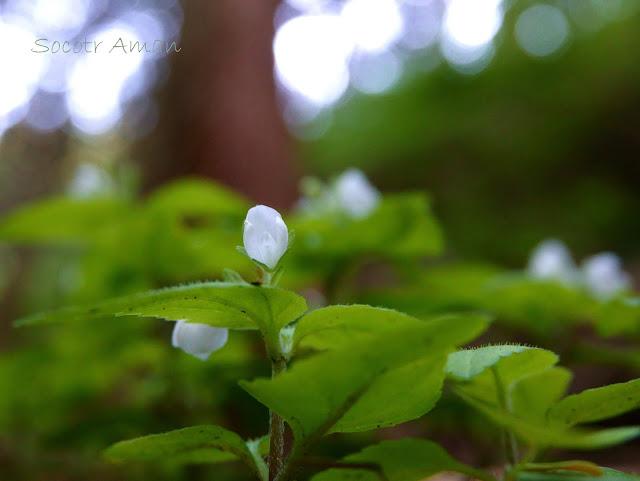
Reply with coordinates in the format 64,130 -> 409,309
293,305 -> 421,353
445,344 -> 535,380
241,315 -> 488,449
293,307 -> 489,432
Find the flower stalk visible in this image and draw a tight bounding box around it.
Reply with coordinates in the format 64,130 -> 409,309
269,355 -> 287,481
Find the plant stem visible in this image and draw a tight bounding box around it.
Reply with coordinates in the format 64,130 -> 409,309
491,366 -> 519,467
269,356 -> 287,481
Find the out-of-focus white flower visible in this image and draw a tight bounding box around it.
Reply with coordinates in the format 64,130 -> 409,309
527,239 -> 578,285
171,320 -> 229,361
243,205 -> 289,270
333,168 -> 381,219
68,163 -> 115,197
582,252 -> 632,299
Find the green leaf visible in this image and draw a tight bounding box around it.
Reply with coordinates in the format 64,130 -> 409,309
357,262 -> 501,318
246,436 -> 269,481
517,468 -> 640,481
456,389 -> 640,449
222,269 -> 249,284
482,276 -> 592,334
592,298 -> 640,337
310,439 -> 491,481
520,461 -> 603,476
293,307 -> 489,432
292,193 -> 443,261
14,282 -> 308,354
448,348 -> 639,449
145,178 -> 250,216
241,315 -> 488,450
0,197 -> 129,244
548,378 -> 640,427
293,305 -> 423,353
445,344 -> 534,380
511,367 -> 572,421
103,425 -> 264,479
331,354 -> 447,433
446,346 -> 559,408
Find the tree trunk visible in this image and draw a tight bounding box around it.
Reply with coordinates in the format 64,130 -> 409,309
142,0 -> 300,209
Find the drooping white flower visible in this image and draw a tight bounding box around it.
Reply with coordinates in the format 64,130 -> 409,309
527,239 -> 578,285
333,169 -> 381,219
581,252 -> 632,299
243,205 -> 289,270
171,320 -> 229,361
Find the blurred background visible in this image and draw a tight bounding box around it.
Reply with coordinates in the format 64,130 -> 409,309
1,0 -> 640,479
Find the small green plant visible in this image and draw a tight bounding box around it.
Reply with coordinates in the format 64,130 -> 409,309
12,197 -> 640,481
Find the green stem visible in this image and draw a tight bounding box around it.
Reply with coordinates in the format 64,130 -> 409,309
491,366 -> 519,468
269,356 -> 287,481
505,449 -> 538,481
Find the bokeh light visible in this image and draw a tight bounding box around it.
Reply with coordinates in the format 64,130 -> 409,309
0,0 -> 183,139
274,14 -> 353,106
350,51 -> 403,95
442,0 -> 503,49
515,5 -> 570,58
340,0 -> 404,53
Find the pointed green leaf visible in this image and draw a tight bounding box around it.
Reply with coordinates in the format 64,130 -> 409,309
246,436 -> 269,481
445,344 -> 537,380
14,282 -> 307,353
103,425 -> 263,478
456,389 -> 640,449
548,378 -> 640,427
310,439 -> 490,481
293,305 -> 422,353
448,346 -> 559,407
331,355 -> 447,433
241,315 -> 488,450
292,307 -> 489,432
295,305 -> 488,354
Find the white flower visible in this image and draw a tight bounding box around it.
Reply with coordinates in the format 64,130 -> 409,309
527,239 -> 578,285
243,205 -> 289,270
333,169 -> 381,219
171,320 -> 229,361
582,252 -> 632,299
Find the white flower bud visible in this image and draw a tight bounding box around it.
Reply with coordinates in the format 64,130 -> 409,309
243,205 -> 289,270
582,252 -> 632,299
527,239 -> 578,285
171,320 -> 229,361
334,169 -> 381,219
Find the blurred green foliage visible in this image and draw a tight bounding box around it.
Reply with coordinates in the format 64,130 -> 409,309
301,6 -> 640,265
1,177 -> 639,481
